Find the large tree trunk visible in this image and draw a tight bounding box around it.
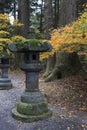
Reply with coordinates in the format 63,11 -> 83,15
43,54 -> 56,78
12,0 -> 30,69
43,0 -> 54,76
54,0 -> 59,28
59,0 -> 78,26
45,52 -> 85,82
18,0 -> 30,38
39,0 -> 44,33
44,0 -> 53,39
45,0 -> 84,81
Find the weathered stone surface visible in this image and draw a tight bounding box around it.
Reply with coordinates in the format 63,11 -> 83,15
21,91 -> 45,103
0,78 -> 12,90
8,42 -> 52,52
0,59 -> 12,90
20,63 -> 42,71
12,108 -> 52,122
9,41 -> 52,122
17,100 -> 48,115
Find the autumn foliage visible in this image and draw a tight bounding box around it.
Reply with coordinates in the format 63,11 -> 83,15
41,6 -> 87,59
0,14 -> 26,57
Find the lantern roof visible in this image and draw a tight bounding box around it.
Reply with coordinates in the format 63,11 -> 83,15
8,42 -> 52,53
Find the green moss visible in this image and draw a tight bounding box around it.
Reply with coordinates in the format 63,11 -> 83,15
28,39 -> 41,44
17,100 -> 48,115
26,39 -> 42,48
12,97 -> 52,122
12,108 -> 52,122
12,38 -> 42,48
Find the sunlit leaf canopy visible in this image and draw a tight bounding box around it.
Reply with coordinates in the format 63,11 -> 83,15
0,13 -> 26,57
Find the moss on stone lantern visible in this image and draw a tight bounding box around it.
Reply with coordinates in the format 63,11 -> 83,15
8,40 -> 52,122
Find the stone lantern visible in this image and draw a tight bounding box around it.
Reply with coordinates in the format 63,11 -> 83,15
0,57 -> 12,89
8,41 -> 52,122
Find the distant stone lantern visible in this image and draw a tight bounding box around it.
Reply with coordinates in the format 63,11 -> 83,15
0,57 -> 12,89
8,41 -> 52,122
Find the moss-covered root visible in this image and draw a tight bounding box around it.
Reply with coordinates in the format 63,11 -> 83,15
43,71 -> 52,78
44,67 -> 61,82
44,73 -> 55,82
43,55 -> 56,78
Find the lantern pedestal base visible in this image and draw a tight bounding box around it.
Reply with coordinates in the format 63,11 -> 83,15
12,100 -> 52,122
0,78 -> 12,90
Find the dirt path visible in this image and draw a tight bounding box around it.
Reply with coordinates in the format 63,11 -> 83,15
0,71 -> 87,130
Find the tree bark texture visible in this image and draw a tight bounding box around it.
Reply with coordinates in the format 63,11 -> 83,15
18,0 -> 30,38
39,0 -> 44,33
44,0 -> 53,39
45,52 -> 85,82
13,0 -> 30,69
44,0 -> 84,82
43,54 -> 56,78
59,0 -> 78,26
54,0 -> 59,28
43,0 -> 54,78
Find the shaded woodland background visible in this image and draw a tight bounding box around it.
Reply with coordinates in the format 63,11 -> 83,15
0,0 -> 87,82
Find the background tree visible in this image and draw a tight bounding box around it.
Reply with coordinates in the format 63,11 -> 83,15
44,0 -> 87,82
53,0 -> 59,28
0,13 -> 26,58
59,0 -> 78,26
11,0 -> 30,69
0,0 -> 13,13
0,0 -> 86,75
29,0 -> 45,38
18,0 -> 30,38
39,0 -> 44,33
44,0 -> 53,39
43,0 -> 56,78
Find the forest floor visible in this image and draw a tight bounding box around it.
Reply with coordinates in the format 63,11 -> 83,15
0,70 -> 87,130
